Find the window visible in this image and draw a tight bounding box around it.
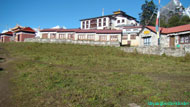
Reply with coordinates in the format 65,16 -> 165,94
99,23 -> 101,27
122,19 -> 125,23
144,37 -> 151,46
110,35 -> 118,41
130,35 -> 136,39
117,20 -> 120,23
87,34 -> 95,40
50,33 -> 56,39
78,34 -> 86,40
122,34 -> 128,40
99,19 -> 102,27
99,35 -> 107,41
180,35 -> 190,44
82,21 -> 85,29
104,18 -> 106,21
42,33 -> 48,39
103,23 -> 106,26
59,34 -> 66,39
68,34 -> 74,40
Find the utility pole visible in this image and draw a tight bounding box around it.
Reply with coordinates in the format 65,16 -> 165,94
156,0 -> 161,45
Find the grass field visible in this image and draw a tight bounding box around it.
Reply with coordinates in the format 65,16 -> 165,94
0,42 -> 190,107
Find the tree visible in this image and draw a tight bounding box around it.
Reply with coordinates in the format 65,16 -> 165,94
139,0 -> 158,26
167,15 -> 190,27
180,15 -> 190,25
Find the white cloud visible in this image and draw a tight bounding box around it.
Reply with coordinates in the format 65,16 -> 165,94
2,30 -> 8,33
52,25 -> 66,29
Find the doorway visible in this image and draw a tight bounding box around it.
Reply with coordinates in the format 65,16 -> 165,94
17,35 -> 20,42
170,36 -> 175,47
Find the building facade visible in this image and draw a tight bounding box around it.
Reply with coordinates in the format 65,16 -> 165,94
40,29 -> 122,43
139,24 -> 190,48
121,26 -> 142,46
0,31 -> 13,43
0,25 -> 36,42
80,10 -> 139,30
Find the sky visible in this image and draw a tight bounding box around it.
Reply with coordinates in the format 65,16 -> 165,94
0,0 -> 190,32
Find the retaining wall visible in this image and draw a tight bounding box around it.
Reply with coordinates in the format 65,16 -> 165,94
121,46 -> 190,57
24,38 -> 190,57
24,38 -> 120,47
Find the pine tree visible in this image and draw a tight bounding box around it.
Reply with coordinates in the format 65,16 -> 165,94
139,0 -> 158,26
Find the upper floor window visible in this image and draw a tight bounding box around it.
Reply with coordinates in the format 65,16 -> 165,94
99,19 -> 102,27
103,23 -> 106,26
117,20 -> 120,23
122,19 -> 125,23
99,19 -> 101,22
104,18 -> 106,21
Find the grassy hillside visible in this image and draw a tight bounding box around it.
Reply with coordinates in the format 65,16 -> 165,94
1,42 -> 190,107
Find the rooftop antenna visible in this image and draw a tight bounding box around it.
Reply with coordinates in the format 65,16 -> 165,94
102,8 -> 104,16
6,24 -> 8,30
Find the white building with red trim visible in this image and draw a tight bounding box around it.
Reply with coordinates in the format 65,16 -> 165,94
80,10 -> 139,30
40,29 -> 122,43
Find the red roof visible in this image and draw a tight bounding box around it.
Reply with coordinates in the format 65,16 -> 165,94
40,28 -> 61,32
146,24 -> 190,34
14,27 -> 35,33
18,27 -> 35,33
76,29 -> 122,34
41,28 -> 122,34
1,31 -> 13,36
95,29 -> 122,34
57,29 -> 80,32
123,26 -> 142,29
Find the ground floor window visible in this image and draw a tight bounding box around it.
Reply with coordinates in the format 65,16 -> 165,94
180,35 -> 190,44
110,35 -> 118,41
78,34 -> 86,40
50,33 -> 56,39
42,33 -> 48,39
143,37 -> 151,46
130,34 -> 136,40
99,35 -> 107,41
87,35 -> 95,40
59,34 -> 66,39
68,34 -> 74,40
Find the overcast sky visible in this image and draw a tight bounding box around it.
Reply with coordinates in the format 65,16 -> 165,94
0,0 -> 190,32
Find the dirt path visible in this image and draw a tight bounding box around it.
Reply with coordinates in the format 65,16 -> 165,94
0,47 -> 15,107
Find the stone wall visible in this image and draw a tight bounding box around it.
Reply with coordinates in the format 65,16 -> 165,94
24,38 -> 190,57
121,46 -> 190,57
24,38 -> 120,47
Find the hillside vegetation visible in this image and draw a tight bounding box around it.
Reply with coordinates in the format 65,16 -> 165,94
1,43 -> 190,106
